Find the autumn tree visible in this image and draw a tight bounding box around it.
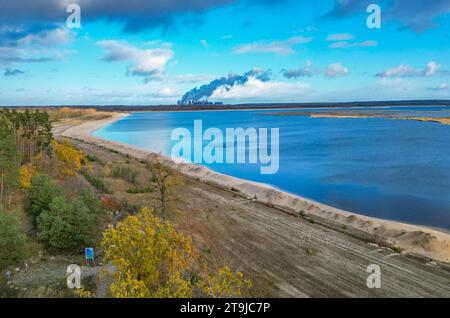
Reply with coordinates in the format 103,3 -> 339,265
147,157 -> 182,219
19,163 -> 35,189
51,140 -> 84,178
50,107 -> 98,121
198,266 -> 252,298
101,208 -> 251,298
59,107 -> 72,120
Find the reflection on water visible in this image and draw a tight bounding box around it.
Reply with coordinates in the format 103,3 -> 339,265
94,106 -> 450,230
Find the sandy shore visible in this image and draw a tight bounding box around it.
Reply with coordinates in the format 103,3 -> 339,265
56,112 -> 450,263
265,111 -> 450,125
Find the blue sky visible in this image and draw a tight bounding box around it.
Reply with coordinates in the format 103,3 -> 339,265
0,0 -> 449,105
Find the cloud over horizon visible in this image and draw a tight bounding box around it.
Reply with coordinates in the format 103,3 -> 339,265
210,76 -> 312,102
281,61 -> 349,79
376,61 -> 450,78
427,83 -> 448,91
98,40 -> 174,83
326,63 -> 349,78
281,60 -> 314,79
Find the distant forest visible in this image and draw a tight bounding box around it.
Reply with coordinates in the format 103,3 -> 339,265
2,99 -> 450,112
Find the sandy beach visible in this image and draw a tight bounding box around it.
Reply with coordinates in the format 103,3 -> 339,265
55,112 -> 450,264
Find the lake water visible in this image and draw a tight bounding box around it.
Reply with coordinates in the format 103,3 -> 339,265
94,106 -> 450,230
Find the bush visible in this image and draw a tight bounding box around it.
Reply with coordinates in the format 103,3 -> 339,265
111,166 -> 138,184
122,202 -> 141,215
100,196 -> 122,211
0,207 -> 26,270
84,154 -> 104,165
80,169 -> 112,194
36,192 -> 99,252
26,173 -> 61,221
78,189 -> 101,214
126,186 -> 153,194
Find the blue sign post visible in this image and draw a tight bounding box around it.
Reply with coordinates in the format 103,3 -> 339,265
85,247 -> 95,266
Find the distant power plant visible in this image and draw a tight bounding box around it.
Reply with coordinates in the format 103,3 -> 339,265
177,100 -> 224,105
179,69 -> 271,106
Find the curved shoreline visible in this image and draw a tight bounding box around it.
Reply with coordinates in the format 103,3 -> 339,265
56,112 -> 450,263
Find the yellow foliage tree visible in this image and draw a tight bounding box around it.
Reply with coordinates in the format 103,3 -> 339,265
60,107 -> 72,119
51,140 -> 84,178
102,208 -> 197,297
102,208 -> 251,298
19,163 -> 35,189
199,266 -> 252,298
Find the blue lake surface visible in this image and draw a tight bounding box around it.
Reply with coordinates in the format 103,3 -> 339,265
94,107 -> 450,230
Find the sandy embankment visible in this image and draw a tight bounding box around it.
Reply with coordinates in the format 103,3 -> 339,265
57,113 -> 450,263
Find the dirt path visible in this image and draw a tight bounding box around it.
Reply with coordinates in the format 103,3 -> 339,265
68,138 -> 450,298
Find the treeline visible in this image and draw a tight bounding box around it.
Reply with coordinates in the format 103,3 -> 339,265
1,109 -> 98,272
0,109 -> 52,162
0,109 -> 52,205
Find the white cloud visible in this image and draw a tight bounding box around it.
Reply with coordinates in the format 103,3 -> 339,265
427,83 -> 448,91
326,33 -> 377,49
326,63 -> 348,78
98,40 -> 174,82
154,87 -> 178,98
169,73 -> 214,84
0,27 -> 74,66
326,33 -> 354,41
425,61 -> 441,76
233,36 -> 313,56
17,28 -> 74,47
377,64 -> 422,78
210,77 -> 313,102
200,39 -> 208,47
376,61 -> 448,78
329,40 -> 378,48
282,61 -> 351,79
144,40 -> 173,49
281,60 -> 314,79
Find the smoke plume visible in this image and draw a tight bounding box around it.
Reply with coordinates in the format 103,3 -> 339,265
180,68 -> 271,104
